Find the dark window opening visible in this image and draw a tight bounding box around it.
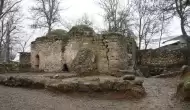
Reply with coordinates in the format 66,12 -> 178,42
35,54 -> 39,68
62,64 -> 69,72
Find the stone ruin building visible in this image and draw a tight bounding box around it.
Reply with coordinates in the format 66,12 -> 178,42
30,25 -> 136,75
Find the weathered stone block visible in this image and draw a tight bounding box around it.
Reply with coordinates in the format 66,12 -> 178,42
71,48 -> 96,75
122,75 -> 135,80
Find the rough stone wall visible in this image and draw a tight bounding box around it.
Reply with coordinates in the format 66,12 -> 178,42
0,63 -> 31,73
19,52 -> 31,64
138,47 -> 187,77
31,39 -> 64,72
63,37 -> 95,69
139,49 -> 186,67
94,33 -> 133,74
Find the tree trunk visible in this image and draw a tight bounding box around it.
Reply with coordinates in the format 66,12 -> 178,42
181,20 -> 188,37
180,17 -> 190,65
47,23 -> 51,35
0,0 -> 4,17
138,17 -> 142,50
138,37 -> 141,50
4,22 -> 10,63
132,39 -> 137,70
159,14 -> 164,48
145,43 -> 148,50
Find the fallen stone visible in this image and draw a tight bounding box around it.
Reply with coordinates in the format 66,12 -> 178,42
177,77 -> 190,101
132,79 -> 144,86
130,86 -> 146,98
181,65 -> 189,74
122,75 -> 135,80
53,74 -> 59,79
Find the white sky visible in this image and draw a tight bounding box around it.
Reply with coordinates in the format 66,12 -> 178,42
20,0 -> 182,50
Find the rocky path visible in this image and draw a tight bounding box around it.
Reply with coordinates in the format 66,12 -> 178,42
0,77 -> 190,110
135,77 -> 190,110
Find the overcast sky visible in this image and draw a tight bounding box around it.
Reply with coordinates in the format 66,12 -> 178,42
20,0 -> 183,50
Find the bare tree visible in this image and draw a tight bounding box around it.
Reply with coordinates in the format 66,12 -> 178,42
76,13 -> 93,26
18,34 -> 33,52
0,1 -> 22,62
97,0 -> 119,32
97,0 -> 132,34
160,0 -> 190,38
4,13 -> 22,62
30,0 -> 62,34
0,0 -> 22,57
131,0 -> 168,50
158,13 -> 165,48
175,0 -> 190,37
0,0 -> 22,20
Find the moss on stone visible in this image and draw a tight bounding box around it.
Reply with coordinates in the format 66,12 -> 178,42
47,29 -> 67,37
34,29 -> 69,43
35,33 -> 69,43
68,25 -> 95,36
183,77 -> 190,90
102,32 -> 124,37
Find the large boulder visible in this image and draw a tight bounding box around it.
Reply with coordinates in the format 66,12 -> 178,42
177,77 -> 190,100
122,75 -> 135,80
70,48 -> 97,75
177,65 -> 190,100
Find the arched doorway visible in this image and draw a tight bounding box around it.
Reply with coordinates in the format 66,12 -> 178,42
35,54 -> 40,69
62,64 -> 69,72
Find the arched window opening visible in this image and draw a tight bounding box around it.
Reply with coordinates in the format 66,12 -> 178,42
62,64 -> 69,72
35,54 -> 40,69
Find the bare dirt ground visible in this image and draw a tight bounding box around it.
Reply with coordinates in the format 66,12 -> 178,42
0,76 -> 190,110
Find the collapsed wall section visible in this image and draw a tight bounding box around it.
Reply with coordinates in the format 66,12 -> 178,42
63,37 -> 95,70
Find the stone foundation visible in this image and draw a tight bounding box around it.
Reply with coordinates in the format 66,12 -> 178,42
0,63 -> 31,73
0,74 -> 145,98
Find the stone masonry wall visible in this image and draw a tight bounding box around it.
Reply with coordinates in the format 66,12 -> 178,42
138,48 -> 187,77
31,39 -> 64,72
19,52 -> 31,64
63,37 -> 95,69
94,33 -> 132,74
139,49 -> 186,67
